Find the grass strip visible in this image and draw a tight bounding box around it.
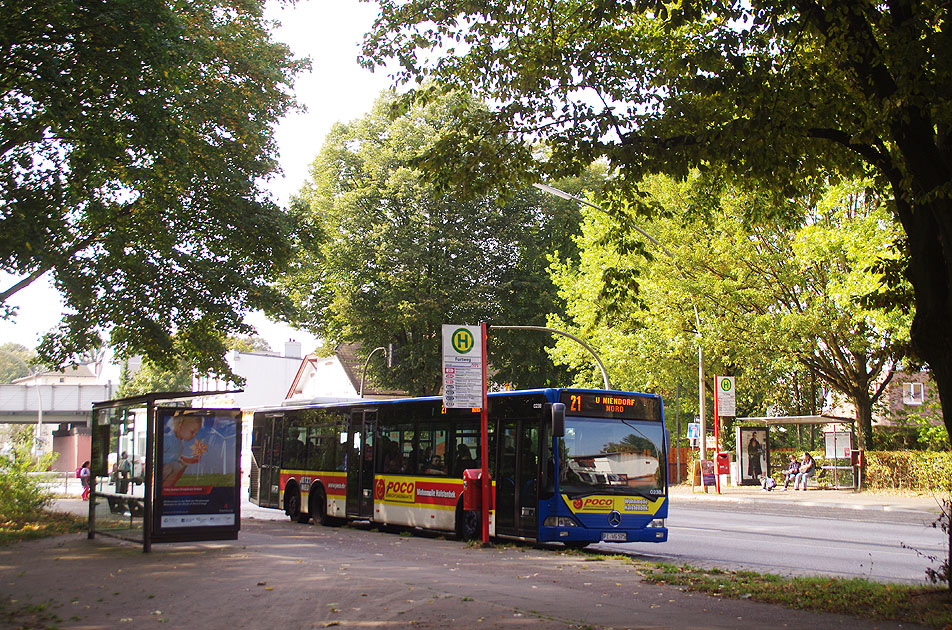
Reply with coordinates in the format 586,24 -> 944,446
0,510 -> 87,546
641,561 -> 952,629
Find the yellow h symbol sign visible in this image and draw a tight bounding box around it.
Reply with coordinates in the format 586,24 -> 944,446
451,328 -> 475,354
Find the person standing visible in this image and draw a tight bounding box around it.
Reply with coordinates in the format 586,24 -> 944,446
79,461 -> 91,500
747,434 -> 763,479
117,451 -> 131,494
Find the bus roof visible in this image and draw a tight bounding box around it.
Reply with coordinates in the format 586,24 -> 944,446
251,387 -> 660,416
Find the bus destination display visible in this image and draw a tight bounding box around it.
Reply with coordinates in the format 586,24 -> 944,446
560,392 -> 660,421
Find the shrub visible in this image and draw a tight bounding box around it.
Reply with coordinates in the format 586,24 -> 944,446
0,428 -> 55,522
865,451 -> 952,493
872,426 -> 921,450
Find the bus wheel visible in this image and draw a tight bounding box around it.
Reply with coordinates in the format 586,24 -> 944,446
286,486 -> 307,523
312,487 -> 336,526
455,505 -> 480,541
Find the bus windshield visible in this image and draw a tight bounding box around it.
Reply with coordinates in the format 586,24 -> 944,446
559,416 -> 666,498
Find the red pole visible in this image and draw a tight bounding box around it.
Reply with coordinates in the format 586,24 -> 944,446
479,322 -> 491,544
713,375 -> 721,493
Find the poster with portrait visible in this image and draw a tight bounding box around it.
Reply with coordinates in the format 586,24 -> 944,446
153,408 -> 241,541
736,426 -> 769,486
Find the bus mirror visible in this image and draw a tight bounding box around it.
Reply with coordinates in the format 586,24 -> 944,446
550,402 -> 565,438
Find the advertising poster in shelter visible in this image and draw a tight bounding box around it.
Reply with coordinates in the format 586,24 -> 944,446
155,408 -> 241,537
736,426 -> 769,486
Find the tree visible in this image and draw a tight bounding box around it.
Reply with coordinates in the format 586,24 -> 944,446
548,177 -> 814,423
0,0 -> 307,377
549,176 -> 910,448
0,343 -> 33,383
225,336 -> 273,354
361,0 -> 952,439
283,91 -> 583,395
0,427 -> 56,522
117,356 -> 192,398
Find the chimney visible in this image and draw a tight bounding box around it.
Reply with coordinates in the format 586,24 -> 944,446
284,340 -> 302,359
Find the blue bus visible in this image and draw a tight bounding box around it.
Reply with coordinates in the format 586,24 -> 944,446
249,388 -> 668,546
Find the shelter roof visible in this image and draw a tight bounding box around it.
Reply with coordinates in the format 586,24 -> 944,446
737,415 -> 855,426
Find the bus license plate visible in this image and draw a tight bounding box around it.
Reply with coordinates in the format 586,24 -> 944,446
602,532 -> 627,542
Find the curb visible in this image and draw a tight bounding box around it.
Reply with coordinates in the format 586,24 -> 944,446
669,488 -> 942,515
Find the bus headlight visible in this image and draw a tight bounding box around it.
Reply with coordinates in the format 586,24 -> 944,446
543,516 -> 580,528
648,518 -> 665,528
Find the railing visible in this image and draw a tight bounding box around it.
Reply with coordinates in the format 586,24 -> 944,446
0,383 -> 114,413
28,471 -> 83,496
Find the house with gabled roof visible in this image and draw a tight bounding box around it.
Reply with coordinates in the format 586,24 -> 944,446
286,343 -> 408,401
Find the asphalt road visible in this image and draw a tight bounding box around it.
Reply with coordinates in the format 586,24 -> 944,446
243,493 -> 946,584
596,502 -> 947,583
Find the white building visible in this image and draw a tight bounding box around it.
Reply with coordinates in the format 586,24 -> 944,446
285,343 -> 406,401
194,341 -> 305,410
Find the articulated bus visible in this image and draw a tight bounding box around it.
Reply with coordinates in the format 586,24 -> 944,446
249,388 -> 668,546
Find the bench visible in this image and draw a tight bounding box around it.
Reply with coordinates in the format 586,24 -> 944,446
105,496 -> 144,516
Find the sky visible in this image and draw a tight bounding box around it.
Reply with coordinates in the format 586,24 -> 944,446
0,0 -> 392,356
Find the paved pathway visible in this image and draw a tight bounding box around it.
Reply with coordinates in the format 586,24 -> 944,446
7,507 -> 934,630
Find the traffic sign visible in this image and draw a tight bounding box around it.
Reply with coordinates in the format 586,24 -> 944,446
715,375 -> 736,417
442,324 -> 484,408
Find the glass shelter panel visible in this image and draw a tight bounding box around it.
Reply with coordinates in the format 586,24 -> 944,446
90,404 -> 149,544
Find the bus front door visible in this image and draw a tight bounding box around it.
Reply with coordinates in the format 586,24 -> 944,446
346,410 -> 376,518
257,414 -> 283,509
495,419 -> 539,538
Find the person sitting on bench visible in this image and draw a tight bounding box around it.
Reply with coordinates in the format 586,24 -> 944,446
793,452 -> 817,490
782,455 -> 800,490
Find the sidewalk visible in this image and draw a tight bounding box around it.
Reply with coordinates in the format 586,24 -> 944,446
669,482 -> 946,516
53,485 -> 945,520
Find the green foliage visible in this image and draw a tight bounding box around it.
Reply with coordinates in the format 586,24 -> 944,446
872,426 -> 921,451
547,175 -> 909,448
283,91 -> 587,395
360,0 -> 952,447
865,452 -> 952,493
117,356 -> 192,398
225,336 -> 273,354
886,395 -> 951,451
916,419 -> 952,452
0,343 -> 33,383
0,0 -> 307,379
0,428 -> 55,522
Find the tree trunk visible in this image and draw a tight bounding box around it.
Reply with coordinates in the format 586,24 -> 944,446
851,393 -> 873,452
899,198 -> 952,445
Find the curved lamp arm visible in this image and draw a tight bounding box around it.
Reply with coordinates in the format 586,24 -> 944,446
489,325 -> 611,390
359,346 -> 387,398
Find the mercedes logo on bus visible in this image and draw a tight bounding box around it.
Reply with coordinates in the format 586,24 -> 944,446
608,510 -> 622,527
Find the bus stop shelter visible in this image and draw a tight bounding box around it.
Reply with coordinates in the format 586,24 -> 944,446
88,391 -> 241,552
737,414 -> 861,490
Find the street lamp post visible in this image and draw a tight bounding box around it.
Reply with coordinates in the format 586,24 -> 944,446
359,344 -> 393,398
489,324 -> 611,389
533,183 -> 708,462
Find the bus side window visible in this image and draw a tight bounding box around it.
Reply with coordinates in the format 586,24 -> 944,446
452,423 -> 479,476
335,417 -> 348,470
430,428 -> 448,474
284,421 -> 306,470
305,421 -> 334,472
401,426 -> 416,473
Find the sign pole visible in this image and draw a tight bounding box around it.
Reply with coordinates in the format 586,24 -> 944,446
713,376 -> 721,494
479,322 -> 490,545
